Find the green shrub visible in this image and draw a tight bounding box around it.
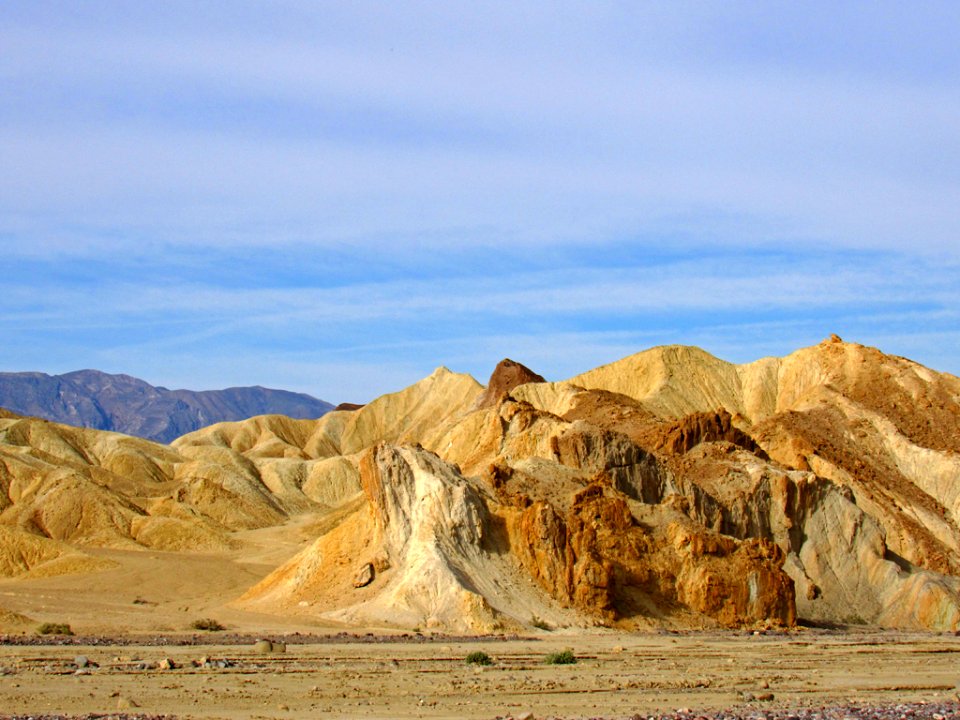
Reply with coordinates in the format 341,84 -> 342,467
191,618 -> 225,631
36,622 -> 73,636
545,649 -> 577,665
465,650 -> 493,666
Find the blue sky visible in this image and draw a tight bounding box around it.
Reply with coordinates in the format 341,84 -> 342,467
1,2 -> 958,402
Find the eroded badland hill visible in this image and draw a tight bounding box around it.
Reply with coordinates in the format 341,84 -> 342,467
1,337 -> 959,635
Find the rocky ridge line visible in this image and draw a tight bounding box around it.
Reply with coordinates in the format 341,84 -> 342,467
0,369 -> 334,443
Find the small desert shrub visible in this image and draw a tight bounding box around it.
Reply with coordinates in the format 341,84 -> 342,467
36,622 -> 73,636
544,649 -> 577,665
191,618 -> 225,632
465,650 -> 493,666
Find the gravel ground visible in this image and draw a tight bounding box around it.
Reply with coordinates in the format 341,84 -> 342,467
0,631 -> 524,647
2,632 -> 956,719
652,701 -> 960,719
0,702 -> 960,720
0,716 -> 175,719
2,702 -> 959,720
496,703 -> 960,720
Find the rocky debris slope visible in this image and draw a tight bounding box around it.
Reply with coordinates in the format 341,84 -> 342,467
0,369 -> 333,443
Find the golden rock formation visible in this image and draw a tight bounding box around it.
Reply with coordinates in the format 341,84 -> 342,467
2,337 -> 959,632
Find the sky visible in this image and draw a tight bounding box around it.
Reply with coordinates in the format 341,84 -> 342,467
1,2 -> 958,403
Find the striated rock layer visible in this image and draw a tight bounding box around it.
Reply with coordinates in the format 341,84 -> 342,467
239,439 -> 795,631
509,337 -> 960,630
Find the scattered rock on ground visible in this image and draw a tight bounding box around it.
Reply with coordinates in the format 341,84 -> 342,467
354,562 -> 375,588
116,696 -> 139,710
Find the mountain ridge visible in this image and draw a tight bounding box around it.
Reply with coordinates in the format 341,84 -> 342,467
0,368 -> 334,443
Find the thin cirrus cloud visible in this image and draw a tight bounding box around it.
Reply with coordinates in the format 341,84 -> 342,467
0,2 -> 958,401
3,248 -> 957,401
3,5 -> 958,253
5,251 -> 953,324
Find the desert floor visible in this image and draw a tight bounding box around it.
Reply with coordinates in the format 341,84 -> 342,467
0,630 -> 958,719
1,519 -> 958,719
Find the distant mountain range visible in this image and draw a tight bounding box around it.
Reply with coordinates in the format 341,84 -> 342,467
0,369 -> 334,443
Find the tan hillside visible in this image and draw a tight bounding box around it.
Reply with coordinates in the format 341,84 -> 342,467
177,367 -> 481,458
172,414 -> 319,460
567,345 -> 754,419
0,413 -> 346,558
2,337 -> 959,634
0,416 -> 214,552
335,366 -> 483,454
0,605 -> 34,631
0,525 -> 115,579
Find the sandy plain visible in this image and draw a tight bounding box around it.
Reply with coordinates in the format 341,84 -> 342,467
1,630 -> 959,719
1,515 -> 958,719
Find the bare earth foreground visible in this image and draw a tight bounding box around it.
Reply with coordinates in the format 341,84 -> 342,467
1,631 -> 959,719
0,484 -> 959,719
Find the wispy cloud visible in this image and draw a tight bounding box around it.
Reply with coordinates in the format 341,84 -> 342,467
1,3 -> 957,400
3,3 -> 959,255
2,244 -> 956,400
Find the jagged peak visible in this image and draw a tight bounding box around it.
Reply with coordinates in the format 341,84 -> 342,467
473,358 -> 547,410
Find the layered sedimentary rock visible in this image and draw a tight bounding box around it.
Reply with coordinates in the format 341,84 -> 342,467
239,442 -> 570,633
509,337 -> 960,630
240,439 -> 795,630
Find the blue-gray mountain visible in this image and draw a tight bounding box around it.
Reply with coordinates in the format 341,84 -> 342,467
0,369 -> 334,443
